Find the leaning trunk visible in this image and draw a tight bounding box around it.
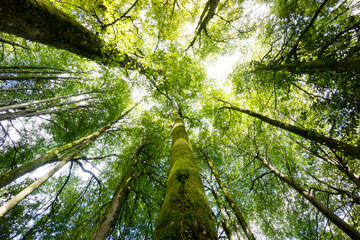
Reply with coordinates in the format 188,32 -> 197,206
91,138 -> 146,240
0,97 -> 94,121
0,0 -> 152,74
254,57 -> 360,74
253,153 -> 360,239
0,92 -> 90,112
0,105 -> 134,188
0,106 -> 136,217
153,107 -> 217,239
206,157 -> 256,240
209,182 -> 235,240
220,102 -> 360,159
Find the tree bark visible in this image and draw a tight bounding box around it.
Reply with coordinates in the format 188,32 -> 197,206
0,138 -> 90,217
0,92 -> 91,112
0,106 -> 136,217
209,182 -> 235,240
206,157 -> 255,240
253,152 -> 360,240
253,57 -> 360,74
0,105 -> 136,189
91,138 -> 146,240
219,101 -> 360,159
289,0 -> 330,58
153,107 -> 217,240
0,97 -> 95,121
0,0 -> 155,75
0,76 -> 80,81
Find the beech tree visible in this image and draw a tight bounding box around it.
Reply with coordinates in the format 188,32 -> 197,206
0,0 -> 359,239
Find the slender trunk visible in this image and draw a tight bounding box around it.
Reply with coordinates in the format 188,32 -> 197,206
292,137 -> 360,188
0,139 -> 90,217
290,0 -> 329,57
0,97 -> 95,121
153,107 -> 217,239
209,182 -> 235,240
206,158 -> 256,240
0,88 -> 51,92
254,57 -> 360,73
253,153 -> 360,239
0,0 -> 153,75
0,76 -> 80,81
185,0 -> 220,51
0,106 -> 136,217
0,92 -> 91,112
0,105 -> 91,120
227,208 -> 243,240
219,101 -> 360,159
91,138 -> 146,240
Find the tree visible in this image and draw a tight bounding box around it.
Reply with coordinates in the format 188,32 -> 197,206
153,107 -> 217,239
0,0 -> 359,239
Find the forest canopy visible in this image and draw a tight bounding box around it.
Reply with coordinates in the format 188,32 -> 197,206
0,0 -> 359,239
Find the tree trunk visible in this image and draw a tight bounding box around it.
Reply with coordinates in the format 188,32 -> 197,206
0,0 -> 153,75
289,0 -> 329,58
0,105 -> 135,188
0,76 -> 80,81
209,182 -> 235,240
153,107 -> 217,240
254,57 -> 360,74
0,139 -> 90,217
91,138 -> 146,240
0,97 -> 95,121
206,157 -> 256,240
0,92 -> 91,112
0,106 -> 136,217
253,152 -> 360,240
220,101 -> 360,159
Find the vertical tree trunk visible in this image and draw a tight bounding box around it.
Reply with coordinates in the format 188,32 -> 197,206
206,158 -> 256,240
0,106 -> 136,217
91,138 -> 146,240
219,101 -> 360,159
153,107 -> 217,239
253,152 -> 360,239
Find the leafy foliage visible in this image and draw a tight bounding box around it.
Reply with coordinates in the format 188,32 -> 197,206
0,0 -> 359,239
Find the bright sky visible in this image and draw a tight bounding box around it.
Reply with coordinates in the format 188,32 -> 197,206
207,54 -> 240,80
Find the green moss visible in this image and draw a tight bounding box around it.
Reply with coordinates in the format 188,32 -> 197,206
153,111 -> 217,240
176,169 -> 190,184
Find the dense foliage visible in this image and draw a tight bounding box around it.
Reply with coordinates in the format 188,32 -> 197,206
0,0 -> 359,239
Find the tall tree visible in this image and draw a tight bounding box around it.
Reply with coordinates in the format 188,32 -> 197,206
1,0 -> 359,239
91,137 -> 146,240
0,105 -> 136,217
0,0 -> 152,74
153,107 -> 217,239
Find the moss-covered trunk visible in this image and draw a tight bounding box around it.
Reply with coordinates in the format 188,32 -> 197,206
153,107 -> 217,240
0,0 -> 152,74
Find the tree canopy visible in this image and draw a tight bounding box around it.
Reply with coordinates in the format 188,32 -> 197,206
0,0 -> 359,239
